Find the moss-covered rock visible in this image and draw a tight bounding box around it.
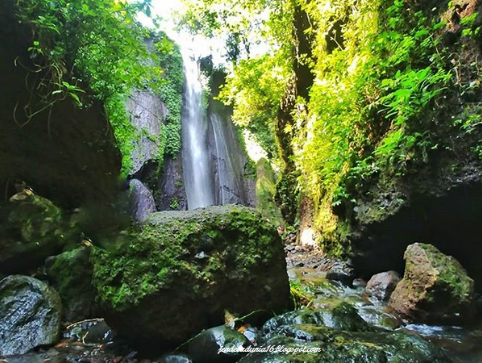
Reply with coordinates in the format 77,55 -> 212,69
238,325 -> 451,363
45,247 -> 97,322
256,158 -> 284,227
261,303 -> 370,342
389,243 -> 475,324
92,205 -> 292,351
0,193 -> 69,274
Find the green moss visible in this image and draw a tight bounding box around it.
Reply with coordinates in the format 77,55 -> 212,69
256,158 -> 285,227
92,205 -> 282,312
244,323 -> 449,362
155,32 -> 184,161
416,243 -> 474,303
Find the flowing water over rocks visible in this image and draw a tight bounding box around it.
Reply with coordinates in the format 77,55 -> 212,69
3,243 -> 482,362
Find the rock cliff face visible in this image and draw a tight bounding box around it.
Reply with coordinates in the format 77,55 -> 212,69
125,88 -> 187,212
0,0 -> 121,209
206,70 -> 256,208
349,154 -> 482,288
126,89 -> 167,176
124,40 -> 187,212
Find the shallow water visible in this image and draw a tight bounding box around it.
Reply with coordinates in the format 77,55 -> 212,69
289,265 -> 482,362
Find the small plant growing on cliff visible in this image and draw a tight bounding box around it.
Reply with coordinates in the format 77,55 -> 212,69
170,197 -> 180,210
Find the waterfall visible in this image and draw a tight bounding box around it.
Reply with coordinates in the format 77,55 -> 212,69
181,48 -> 215,209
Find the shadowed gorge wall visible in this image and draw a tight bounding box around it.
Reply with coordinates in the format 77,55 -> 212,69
0,0 -> 121,209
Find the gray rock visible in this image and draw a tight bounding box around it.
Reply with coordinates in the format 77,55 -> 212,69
188,325 -> 252,363
366,270 -> 400,301
63,318 -> 114,346
129,179 -> 157,222
0,275 -> 62,356
158,155 -> 187,211
325,261 -> 355,285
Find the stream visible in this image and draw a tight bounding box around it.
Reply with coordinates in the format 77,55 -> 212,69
4,247 -> 482,363
287,257 -> 482,363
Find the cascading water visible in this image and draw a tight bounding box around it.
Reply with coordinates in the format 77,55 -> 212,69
181,47 -> 215,209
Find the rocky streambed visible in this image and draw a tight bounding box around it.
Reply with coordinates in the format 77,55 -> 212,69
1,192 -> 482,362
3,258 -> 482,363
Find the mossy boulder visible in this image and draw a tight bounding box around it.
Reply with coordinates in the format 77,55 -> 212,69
46,247 -> 97,322
92,205 -> 292,351
0,193 -> 69,274
237,325 -> 451,363
261,303 -> 370,342
389,243 -> 475,324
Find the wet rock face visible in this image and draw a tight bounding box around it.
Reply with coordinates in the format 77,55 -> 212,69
92,205 -> 292,352
389,243 -> 476,324
46,247 -> 97,322
0,194 -> 68,274
238,326 -> 451,363
63,318 -> 114,346
366,270 -> 400,301
0,275 -> 62,357
350,175 -> 482,290
187,325 -> 252,363
158,156 -> 187,211
261,303 -> 370,341
125,90 -> 167,176
325,261 -> 355,286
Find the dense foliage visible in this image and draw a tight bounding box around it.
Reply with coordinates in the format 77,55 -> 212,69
177,0 -> 481,251
15,0 -> 183,174
155,34 -> 184,160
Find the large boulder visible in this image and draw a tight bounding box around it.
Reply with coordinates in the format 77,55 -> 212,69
0,193 -> 68,274
0,275 -> 62,357
92,205 -> 292,351
46,247 -> 97,322
389,243 -> 475,324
